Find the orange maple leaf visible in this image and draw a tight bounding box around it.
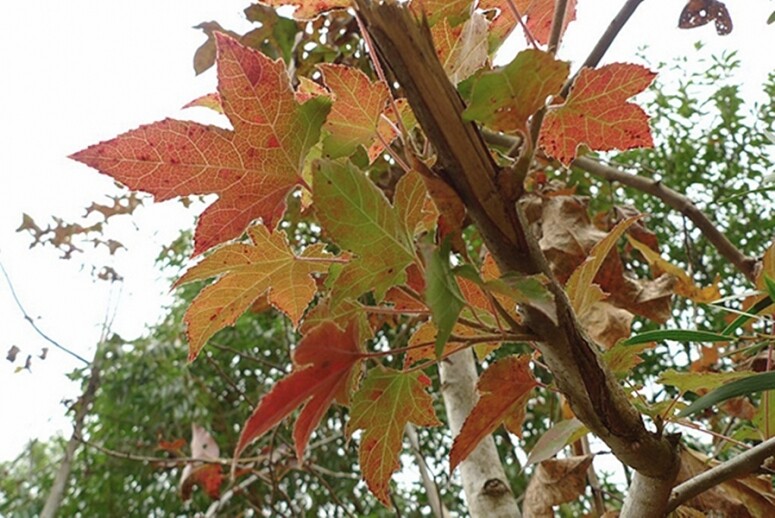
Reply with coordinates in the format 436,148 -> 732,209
410,0 -> 472,26
347,368 -> 441,506
234,320 -> 364,462
539,63 -> 656,165
450,355 -> 537,471
71,34 -> 330,255
174,224 -> 338,361
319,64 -> 390,159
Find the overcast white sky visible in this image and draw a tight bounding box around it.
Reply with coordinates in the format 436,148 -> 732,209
0,0 -> 773,464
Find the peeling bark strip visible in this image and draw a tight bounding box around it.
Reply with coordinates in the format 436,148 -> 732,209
354,0 -> 680,496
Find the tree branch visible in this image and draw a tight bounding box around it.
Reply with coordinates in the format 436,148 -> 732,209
483,127 -> 758,282
355,0 -> 678,476
665,439 -> 775,513
573,156 -> 757,282
548,0 -> 570,54
406,423 -> 450,518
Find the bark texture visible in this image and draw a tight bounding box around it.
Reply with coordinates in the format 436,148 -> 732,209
441,349 -> 522,517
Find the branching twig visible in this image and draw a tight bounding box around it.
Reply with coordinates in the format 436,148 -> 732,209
0,259 -> 90,365
204,352 -> 255,407
666,438 -> 775,513
573,156 -> 757,282
480,128 -> 758,283
209,341 -> 284,371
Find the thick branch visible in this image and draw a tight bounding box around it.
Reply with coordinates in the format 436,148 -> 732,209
666,438 -> 775,513
355,0 -> 679,499
406,424 -> 451,518
573,156 -> 757,282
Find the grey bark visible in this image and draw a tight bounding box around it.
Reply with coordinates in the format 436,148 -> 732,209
441,349 -> 522,518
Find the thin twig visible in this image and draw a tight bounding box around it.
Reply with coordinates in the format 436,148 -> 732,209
560,0 -> 645,98
504,0 -> 539,49
305,465 -> 358,518
75,435 -> 244,467
209,341 -> 284,371
666,438 -> 775,513
523,0 -> 570,167
204,352 -> 255,407
573,156 -> 757,282
0,259 -> 90,365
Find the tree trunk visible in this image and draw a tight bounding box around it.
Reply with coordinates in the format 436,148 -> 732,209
40,355 -> 101,518
441,349 -> 522,518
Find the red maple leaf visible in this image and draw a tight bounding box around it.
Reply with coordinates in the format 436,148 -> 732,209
234,320 -> 364,461
539,63 -> 656,165
481,0 -> 578,46
450,355 -> 537,471
71,34 -> 330,255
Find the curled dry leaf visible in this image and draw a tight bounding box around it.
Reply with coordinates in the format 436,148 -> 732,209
524,195 -> 674,323
679,0 -> 733,35
180,424 -> 223,501
523,455 -> 594,517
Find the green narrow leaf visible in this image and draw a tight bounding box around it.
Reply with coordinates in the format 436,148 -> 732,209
622,329 -> 733,346
764,276 -> 775,301
677,372 -> 775,418
721,295 -> 773,336
768,10 -> 775,24
425,240 -> 466,358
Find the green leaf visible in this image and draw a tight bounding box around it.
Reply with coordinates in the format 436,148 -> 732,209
764,276 -> 775,301
347,368 -> 441,506
491,273 -> 557,325
462,49 -> 569,133
622,329 -> 732,346
768,10 -> 775,24
660,369 -> 755,394
314,159 -> 416,304
721,295 -> 774,336
525,418 -> 587,467
677,372 -> 775,418
425,239 -> 466,358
